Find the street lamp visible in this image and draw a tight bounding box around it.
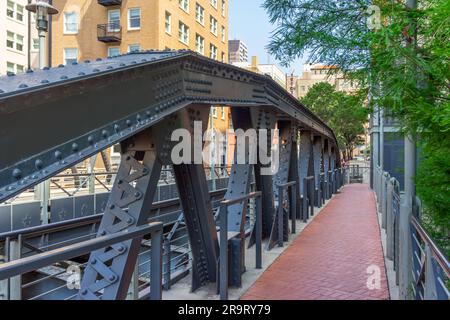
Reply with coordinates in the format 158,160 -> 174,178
26,0 -> 58,69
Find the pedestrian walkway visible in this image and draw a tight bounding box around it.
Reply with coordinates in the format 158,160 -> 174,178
241,184 -> 389,300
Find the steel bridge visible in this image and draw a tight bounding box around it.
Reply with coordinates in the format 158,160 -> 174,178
0,50 -> 345,300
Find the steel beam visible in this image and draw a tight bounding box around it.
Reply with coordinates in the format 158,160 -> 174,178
298,131 -> 314,221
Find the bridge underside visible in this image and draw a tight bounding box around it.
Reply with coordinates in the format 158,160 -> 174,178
0,50 -> 340,299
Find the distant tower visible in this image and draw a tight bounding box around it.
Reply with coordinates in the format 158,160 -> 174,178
228,39 -> 248,63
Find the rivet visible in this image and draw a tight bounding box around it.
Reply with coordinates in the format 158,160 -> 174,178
18,84 -> 28,88
35,159 -> 43,169
72,143 -> 79,152
127,217 -> 134,224
54,151 -> 62,160
114,124 -> 120,132
93,68 -> 100,72
91,258 -> 97,265
102,130 -> 108,138
110,204 -> 115,210
12,168 -> 22,179
87,135 -> 95,145
109,275 -> 117,282
78,72 -> 86,76
99,230 -> 106,236
126,120 -> 132,127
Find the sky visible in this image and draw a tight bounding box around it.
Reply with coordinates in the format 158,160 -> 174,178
228,0 -> 307,76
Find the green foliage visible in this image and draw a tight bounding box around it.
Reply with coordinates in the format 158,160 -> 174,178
300,83 -> 368,158
264,0 -> 450,238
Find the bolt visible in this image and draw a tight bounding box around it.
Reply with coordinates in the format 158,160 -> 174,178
91,258 -> 97,265
12,168 -> 22,179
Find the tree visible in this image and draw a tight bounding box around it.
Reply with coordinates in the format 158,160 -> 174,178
301,83 -> 368,160
264,0 -> 450,236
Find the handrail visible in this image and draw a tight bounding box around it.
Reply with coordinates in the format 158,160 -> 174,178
0,187 -> 228,241
411,215 -> 450,278
0,222 -> 163,281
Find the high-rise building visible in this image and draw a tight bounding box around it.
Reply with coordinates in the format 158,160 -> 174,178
48,0 -> 231,169
50,0 -> 229,66
228,39 -> 247,63
233,56 -> 286,88
0,0 -> 39,75
292,63 -> 358,98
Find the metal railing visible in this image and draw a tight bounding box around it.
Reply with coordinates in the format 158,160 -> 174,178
97,23 -> 122,42
0,222 -> 164,300
373,165 -> 449,300
218,191 -> 262,300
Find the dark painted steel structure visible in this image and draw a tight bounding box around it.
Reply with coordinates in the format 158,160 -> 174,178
0,50 -> 340,299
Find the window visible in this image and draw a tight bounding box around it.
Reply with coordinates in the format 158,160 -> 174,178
221,52 -> 225,62
7,1 -> 23,22
108,10 -> 120,32
7,62 -> 15,74
195,3 -> 204,25
195,34 -> 204,54
64,48 -> 78,65
221,0 -> 226,16
16,64 -> 24,73
165,12 -> 171,34
211,0 -> 218,8
221,107 -> 225,119
6,31 -> 14,49
178,22 -> 189,45
128,8 -> 141,30
6,31 -> 23,52
16,34 -> 23,51
64,12 -> 79,34
179,0 -> 189,12
212,107 -> 217,118
221,26 -> 225,42
16,4 -> 23,22
7,1 -> 14,18
108,47 -> 120,57
210,16 -> 217,35
32,38 -> 39,51
210,44 -> 217,60
128,44 -> 141,52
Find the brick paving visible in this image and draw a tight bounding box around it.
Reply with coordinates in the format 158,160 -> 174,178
241,184 -> 389,300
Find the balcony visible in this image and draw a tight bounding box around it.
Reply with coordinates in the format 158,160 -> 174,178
98,0 -> 122,6
97,23 -> 122,43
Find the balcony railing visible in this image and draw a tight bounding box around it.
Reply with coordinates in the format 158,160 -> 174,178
97,23 -> 122,43
97,0 -> 122,6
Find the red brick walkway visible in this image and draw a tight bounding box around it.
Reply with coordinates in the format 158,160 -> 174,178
242,184 -> 389,300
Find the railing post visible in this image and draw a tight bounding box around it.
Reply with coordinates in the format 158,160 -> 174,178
0,238 -> 9,300
277,186 -> 284,247
255,195 -> 262,269
163,237 -> 171,291
291,184 -> 297,234
219,204 -> 228,300
9,235 -> 22,300
150,229 -> 163,300
386,178 -> 395,260
302,178 -> 308,222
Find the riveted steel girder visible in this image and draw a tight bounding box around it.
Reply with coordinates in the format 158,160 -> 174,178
0,50 -> 339,204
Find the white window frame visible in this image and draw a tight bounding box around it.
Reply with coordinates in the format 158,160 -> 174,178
16,3 -> 24,22
221,26 -> 225,42
7,1 -> 24,23
6,31 -> 24,53
7,1 -> 14,19
195,3 -> 204,25
178,21 -> 189,45
108,46 -> 120,57
212,107 -> 217,118
210,16 -> 217,36
211,0 -> 218,9
63,48 -> 78,65
165,11 -> 172,34
108,9 -> 121,32
127,8 -> 141,31
221,0 -> 226,16
32,38 -> 39,51
128,44 -> 141,53
63,11 -> 79,34
195,34 -> 204,55
221,107 -> 225,120
179,0 -> 189,13
6,62 -> 15,74
210,44 -> 217,60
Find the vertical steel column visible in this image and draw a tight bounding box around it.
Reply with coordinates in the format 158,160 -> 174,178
312,136 -> 323,206
298,131 -> 313,222
323,140 -> 331,200
255,195 -> 262,269
79,129 -> 163,300
150,228 -> 163,300
219,205 -> 228,300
